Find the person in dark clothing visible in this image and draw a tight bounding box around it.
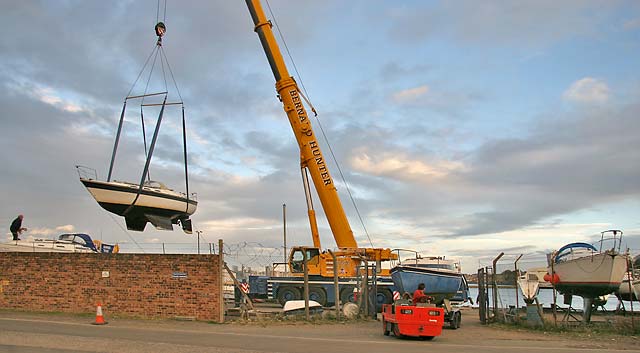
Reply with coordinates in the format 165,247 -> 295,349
10,215 -> 27,241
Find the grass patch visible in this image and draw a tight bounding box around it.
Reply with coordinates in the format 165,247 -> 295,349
226,310 -> 375,326
495,316 -> 640,337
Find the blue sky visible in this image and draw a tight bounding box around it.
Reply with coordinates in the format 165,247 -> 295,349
1,0 -> 639,271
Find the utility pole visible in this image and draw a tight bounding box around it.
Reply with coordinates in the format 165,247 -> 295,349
283,203 -> 287,274
195,230 -> 203,254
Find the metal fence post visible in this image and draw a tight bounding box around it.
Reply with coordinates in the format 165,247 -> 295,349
478,267 -> 486,324
492,252 -> 504,321
218,239 -> 224,323
551,256 -> 557,327
514,254 -> 523,322
303,248 -> 309,321
626,250 -> 635,330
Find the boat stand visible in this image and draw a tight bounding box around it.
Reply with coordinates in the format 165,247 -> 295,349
560,294 -> 583,323
525,298 -> 544,327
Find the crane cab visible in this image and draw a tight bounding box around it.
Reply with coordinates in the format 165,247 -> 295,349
289,247 -> 321,273
288,246 -> 381,278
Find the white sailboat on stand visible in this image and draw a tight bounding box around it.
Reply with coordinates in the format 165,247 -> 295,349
615,255 -> 640,309
545,230 -> 627,323
517,272 -> 541,304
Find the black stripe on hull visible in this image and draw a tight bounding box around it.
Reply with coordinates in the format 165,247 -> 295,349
555,283 -> 620,298
97,202 -> 190,222
81,179 -> 197,206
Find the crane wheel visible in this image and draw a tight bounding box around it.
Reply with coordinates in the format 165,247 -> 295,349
308,287 -> 327,307
277,286 -> 301,306
375,289 -> 393,311
340,287 -> 356,304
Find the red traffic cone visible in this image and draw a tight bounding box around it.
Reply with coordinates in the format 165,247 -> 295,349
92,303 -> 108,325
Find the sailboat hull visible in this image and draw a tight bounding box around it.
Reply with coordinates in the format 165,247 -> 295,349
549,253 -> 627,298
80,178 -> 197,232
518,274 -> 541,304
391,265 -> 463,304
616,272 -> 640,302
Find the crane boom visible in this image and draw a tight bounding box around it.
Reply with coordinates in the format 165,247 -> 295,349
246,0 -> 357,249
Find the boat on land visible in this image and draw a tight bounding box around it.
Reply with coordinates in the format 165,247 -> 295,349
526,267 -> 554,288
78,170 -> 196,234
517,272 -> 541,304
0,233 -> 119,253
615,255 -> 640,302
451,275 -> 471,304
390,251 -> 465,305
283,300 -> 323,315
545,229 -> 627,322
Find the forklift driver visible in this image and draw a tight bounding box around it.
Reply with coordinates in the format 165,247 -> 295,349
412,283 -> 428,305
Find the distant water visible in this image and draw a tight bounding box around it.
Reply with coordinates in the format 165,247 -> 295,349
468,286 -> 637,312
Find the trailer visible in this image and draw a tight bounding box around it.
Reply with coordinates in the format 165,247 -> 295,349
247,275 -> 397,308
441,299 -> 462,329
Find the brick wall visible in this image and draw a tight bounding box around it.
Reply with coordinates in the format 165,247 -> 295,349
0,253 -> 221,321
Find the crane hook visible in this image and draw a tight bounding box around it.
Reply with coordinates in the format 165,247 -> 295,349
155,22 -> 166,46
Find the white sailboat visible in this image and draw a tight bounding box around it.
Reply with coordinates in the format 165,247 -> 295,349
616,267 -> 640,302
546,230 -> 627,322
79,176 -> 196,233
517,272 -> 540,304
0,233 -> 118,253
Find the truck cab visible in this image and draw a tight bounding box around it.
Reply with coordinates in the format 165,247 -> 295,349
289,247 -> 320,273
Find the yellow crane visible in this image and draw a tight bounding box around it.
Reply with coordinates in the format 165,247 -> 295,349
245,0 -> 397,282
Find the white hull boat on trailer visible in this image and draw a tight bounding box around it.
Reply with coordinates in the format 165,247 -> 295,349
80,176 -> 197,233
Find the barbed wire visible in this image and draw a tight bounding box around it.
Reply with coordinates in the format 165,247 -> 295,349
115,241 -> 640,274
222,241 -> 285,269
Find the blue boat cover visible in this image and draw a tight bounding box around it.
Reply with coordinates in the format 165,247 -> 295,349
554,242 -> 597,263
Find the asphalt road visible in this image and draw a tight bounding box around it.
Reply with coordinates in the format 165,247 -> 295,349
0,310 -> 638,353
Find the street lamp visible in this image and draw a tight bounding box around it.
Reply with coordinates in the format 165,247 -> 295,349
195,230 -> 203,254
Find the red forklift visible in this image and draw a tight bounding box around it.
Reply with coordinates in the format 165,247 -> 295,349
382,301 -> 445,340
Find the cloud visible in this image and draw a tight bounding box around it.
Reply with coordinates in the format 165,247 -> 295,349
386,0 -> 622,49
33,87 -> 85,113
624,18 -> 640,30
562,77 -> 610,104
351,151 -> 464,181
380,62 -> 431,82
446,102 -> 640,236
391,85 -> 430,105
200,217 -> 278,231
56,225 -> 75,232
27,224 -> 75,237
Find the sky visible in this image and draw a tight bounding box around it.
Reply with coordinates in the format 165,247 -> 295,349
1,0 -> 639,272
